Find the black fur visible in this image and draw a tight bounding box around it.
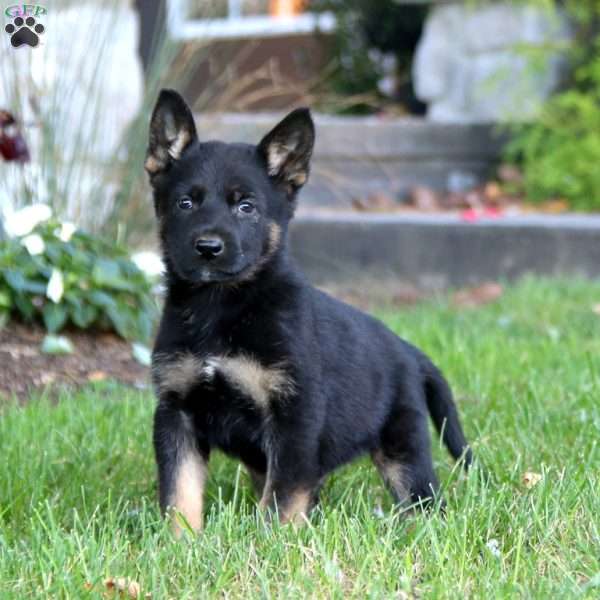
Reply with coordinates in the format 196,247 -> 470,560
147,90 -> 472,527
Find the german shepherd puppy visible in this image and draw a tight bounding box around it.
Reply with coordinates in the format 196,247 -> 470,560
145,89 -> 472,534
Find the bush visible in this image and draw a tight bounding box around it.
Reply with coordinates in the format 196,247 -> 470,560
311,0 -> 427,114
0,205 -> 159,342
505,1 -> 600,210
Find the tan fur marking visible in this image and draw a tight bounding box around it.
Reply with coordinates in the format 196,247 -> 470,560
216,354 -> 294,409
259,467 -> 274,511
153,352 -> 205,397
170,447 -> 206,537
281,489 -> 311,525
153,352 -> 293,409
237,221 -> 282,283
372,450 -> 410,503
290,171 -> 307,186
266,140 -> 296,176
144,154 -> 165,174
168,129 -> 191,160
268,222 -> 282,254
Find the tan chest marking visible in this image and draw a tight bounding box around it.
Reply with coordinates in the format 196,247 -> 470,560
153,352 -> 294,408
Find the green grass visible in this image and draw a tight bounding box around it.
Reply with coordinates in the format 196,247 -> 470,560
1,277 -> 599,598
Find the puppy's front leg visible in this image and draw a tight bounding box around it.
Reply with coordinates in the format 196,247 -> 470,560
153,401 -> 209,537
259,446 -> 318,525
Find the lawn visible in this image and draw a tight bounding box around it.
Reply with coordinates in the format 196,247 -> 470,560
0,278 -> 598,598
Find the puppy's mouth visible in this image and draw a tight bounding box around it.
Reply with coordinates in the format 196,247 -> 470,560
184,263 -> 255,285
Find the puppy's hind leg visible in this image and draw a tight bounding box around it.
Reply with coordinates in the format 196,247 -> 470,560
373,405 -> 441,511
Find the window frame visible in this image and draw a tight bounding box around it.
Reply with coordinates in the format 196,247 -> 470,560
167,0 -> 335,41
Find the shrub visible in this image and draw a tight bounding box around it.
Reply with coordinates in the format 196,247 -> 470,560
0,205 -> 159,341
505,0 -> 600,210
311,0 -> 428,113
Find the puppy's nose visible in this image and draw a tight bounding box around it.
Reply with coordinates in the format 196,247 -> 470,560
194,236 -> 224,259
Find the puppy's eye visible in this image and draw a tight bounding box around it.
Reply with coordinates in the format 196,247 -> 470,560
177,195 -> 193,210
238,200 -> 256,215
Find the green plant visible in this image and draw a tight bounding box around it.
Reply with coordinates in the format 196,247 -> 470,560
0,205 -> 158,341
311,0 -> 427,114
504,1 -> 600,210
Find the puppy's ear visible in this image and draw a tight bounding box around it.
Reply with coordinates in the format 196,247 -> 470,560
257,108 -> 315,191
145,89 -> 198,177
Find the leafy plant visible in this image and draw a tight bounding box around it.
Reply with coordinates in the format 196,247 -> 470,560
504,0 -> 600,210
311,0 -> 427,114
0,205 -> 159,341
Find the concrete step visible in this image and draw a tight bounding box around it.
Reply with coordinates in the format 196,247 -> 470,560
289,214 -> 600,289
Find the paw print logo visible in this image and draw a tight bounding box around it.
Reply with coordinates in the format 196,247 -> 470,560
5,16 -> 45,48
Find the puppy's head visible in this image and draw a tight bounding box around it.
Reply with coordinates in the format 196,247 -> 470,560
145,89 -> 314,285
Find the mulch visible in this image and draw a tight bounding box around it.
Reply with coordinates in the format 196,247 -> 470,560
0,322 -> 150,400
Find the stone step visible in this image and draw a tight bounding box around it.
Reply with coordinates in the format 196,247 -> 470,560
197,113 -> 504,207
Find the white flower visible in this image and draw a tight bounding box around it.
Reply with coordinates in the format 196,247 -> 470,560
3,203 -> 52,237
46,269 -> 64,304
57,222 -> 76,242
131,251 -> 164,278
22,234 -> 45,255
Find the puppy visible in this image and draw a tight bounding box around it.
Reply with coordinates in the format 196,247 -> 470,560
145,89 -> 472,534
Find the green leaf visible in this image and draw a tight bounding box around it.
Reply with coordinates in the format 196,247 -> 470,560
13,295 -> 35,320
41,334 -> 74,355
43,303 -> 68,333
89,290 -> 117,310
4,270 -> 47,295
0,289 -> 12,309
68,299 -> 98,329
106,304 -> 134,339
131,342 -> 152,367
92,258 -> 135,291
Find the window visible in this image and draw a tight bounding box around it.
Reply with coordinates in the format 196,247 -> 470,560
167,0 -> 335,41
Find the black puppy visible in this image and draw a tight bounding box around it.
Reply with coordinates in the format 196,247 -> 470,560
145,90 -> 472,534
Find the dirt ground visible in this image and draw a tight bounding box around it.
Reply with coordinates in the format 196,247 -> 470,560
0,322 -> 149,400
0,280 -> 503,400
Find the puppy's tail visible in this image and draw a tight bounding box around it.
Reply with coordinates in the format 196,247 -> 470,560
422,359 -> 472,468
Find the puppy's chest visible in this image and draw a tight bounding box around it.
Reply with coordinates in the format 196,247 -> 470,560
153,350 -> 294,413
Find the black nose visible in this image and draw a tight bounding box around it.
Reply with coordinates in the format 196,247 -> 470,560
194,237 -> 224,259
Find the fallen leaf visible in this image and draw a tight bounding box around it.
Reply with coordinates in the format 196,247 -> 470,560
497,164 -> 523,185
483,182 -> 502,202
540,199 -> 569,214
452,283 -> 504,308
352,192 -> 397,212
104,577 -> 142,598
408,185 -> 440,212
83,582 -> 93,590
522,471 -> 542,489
88,370 -> 108,382
41,334 -> 74,355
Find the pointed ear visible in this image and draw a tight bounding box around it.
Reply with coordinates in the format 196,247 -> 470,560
257,108 -> 315,191
145,89 -> 198,176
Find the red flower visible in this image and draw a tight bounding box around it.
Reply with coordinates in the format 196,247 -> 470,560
0,110 -> 30,162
